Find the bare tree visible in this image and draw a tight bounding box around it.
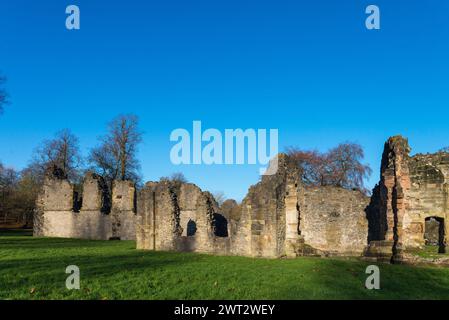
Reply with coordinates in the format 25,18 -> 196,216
212,191 -> 226,206
32,129 -> 83,181
326,143 -> 372,191
0,74 -> 9,114
159,172 -> 188,184
286,142 -> 371,192
169,172 -> 187,184
15,166 -> 42,224
0,163 -> 18,195
0,162 -> 43,226
0,163 -> 19,223
88,143 -> 117,180
89,114 -> 142,183
285,148 -> 327,186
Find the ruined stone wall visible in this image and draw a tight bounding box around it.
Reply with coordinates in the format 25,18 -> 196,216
33,171 -> 136,240
406,153 -> 449,248
34,137 -> 449,261
365,136 -> 412,262
230,154 -> 370,258
137,154 -> 371,258
136,181 -> 179,250
301,186 -> 369,255
136,181 -> 230,254
33,174 -> 76,238
366,136 -> 449,262
231,154 -> 303,258
136,155 -> 302,258
111,180 -> 136,240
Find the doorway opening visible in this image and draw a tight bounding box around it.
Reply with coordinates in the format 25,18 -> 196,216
424,217 -> 445,254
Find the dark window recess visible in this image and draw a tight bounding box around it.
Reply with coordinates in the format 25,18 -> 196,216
213,213 -> 228,237
187,219 -> 197,236
99,179 -> 111,214
73,191 -> 82,213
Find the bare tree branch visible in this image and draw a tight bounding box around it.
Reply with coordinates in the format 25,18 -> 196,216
89,114 -> 143,184
31,129 -> 83,182
212,191 -> 226,206
286,142 -> 372,193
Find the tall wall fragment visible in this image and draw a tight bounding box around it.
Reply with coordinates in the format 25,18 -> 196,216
33,170 -> 136,240
136,181 -> 229,253
366,136 -> 449,262
301,187 -> 369,255
111,180 -> 136,240
230,154 -> 303,257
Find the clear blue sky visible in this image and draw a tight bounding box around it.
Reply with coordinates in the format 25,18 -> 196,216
1,0 -> 448,200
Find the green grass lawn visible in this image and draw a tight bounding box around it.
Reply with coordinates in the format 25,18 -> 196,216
1,230 -> 449,300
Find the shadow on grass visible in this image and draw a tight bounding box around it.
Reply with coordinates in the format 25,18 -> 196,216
0,237 -> 134,249
0,229 -> 33,237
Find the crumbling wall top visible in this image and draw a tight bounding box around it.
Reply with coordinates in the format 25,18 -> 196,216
243,153 -> 301,202
82,172 -> 110,212
42,174 -> 73,212
112,180 -> 136,212
387,135 -> 411,154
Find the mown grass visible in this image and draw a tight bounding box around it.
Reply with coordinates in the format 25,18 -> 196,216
1,231 -> 449,300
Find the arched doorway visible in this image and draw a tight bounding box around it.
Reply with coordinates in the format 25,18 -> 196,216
424,217 -> 445,254
186,219 -> 197,236
213,213 -> 228,237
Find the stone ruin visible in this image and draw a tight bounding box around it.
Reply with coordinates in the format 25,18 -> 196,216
136,180 -> 227,253
136,154 -> 369,258
366,136 -> 448,263
34,169 -> 136,240
34,136 -> 449,262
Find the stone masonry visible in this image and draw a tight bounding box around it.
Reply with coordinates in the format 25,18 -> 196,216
136,154 -> 370,258
34,170 -> 136,240
228,154 -> 303,257
135,181 -> 229,253
301,186 -> 369,256
35,135 -> 448,262
366,136 -> 449,262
